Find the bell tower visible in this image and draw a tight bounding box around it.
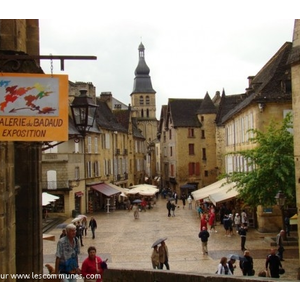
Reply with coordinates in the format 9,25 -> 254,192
131,42 -> 157,141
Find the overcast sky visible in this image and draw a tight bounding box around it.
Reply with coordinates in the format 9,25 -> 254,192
24,2 -> 296,119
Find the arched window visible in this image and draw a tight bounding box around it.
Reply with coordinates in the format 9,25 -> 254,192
146,96 -> 150,105
139,96 -> 144,105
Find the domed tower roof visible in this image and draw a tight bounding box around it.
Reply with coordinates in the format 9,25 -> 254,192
131,43 -> 156,95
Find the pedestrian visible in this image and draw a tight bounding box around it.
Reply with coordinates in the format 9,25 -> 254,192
59,229 -> 66,238
197,205 -> 203,217
181,193 -> 186,209
187,195 -> 192,210
240,250 -> 254,276
89,216 -> 97,239
223,215 -> 230,236
284,216 -> 290,237
158,240 -> 170,270
228,214 -> 234,236
265,248 -> 283,278
171,202 -> 176,217
75,221 -> 84,246
198,226 -> 210,255
81,246 -> 108,282
276,230 -> 285,261
134,205 -> 140,219
216,257 -> 232,275
228,257 -> 236,275
208,209 -> 217,232
238,223 -> 247,251
241,209 -> 248,226
173,191 -> 178,205
234,213 -> 241,232
166,199 -> 172,217
55,223 -> 81,282
82,217 -> 88,237
200,213 -> 208,230
151,245 -> 160,269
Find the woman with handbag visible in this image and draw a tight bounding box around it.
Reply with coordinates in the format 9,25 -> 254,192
81,246 -> 107,282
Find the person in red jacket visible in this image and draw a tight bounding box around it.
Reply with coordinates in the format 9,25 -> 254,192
81,246 -> 107,282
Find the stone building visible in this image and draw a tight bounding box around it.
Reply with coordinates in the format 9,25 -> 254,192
290,19 -> 300,273
158,94 -> 218,195
0,19 -> 43,281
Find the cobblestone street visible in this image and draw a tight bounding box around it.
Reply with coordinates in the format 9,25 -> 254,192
43,196 -> 299,281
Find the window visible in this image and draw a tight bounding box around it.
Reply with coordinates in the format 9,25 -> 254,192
87,137 -> 92,153
170,146 -> 173,156
94,137 -> 98,153
87,161 -> 92,178
189,144 -> 195,155
146,96 -> 150,105
170,164 -> 175,177
201,130 -> 205,139
94,161 -> 99,177
188,128 -> 194,138
204,170 -> 208,177
202,148 -> 207,160
47,170 -> 57,189
188,162 -> 200,176
139,96 -> 144,105
169,129 -> 172,140
75,167 -> 80,180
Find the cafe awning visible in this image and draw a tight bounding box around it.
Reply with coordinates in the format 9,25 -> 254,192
91,183 -> 121,197
191,178 -> 228,200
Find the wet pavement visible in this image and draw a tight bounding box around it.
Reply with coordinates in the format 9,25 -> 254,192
43,196 -> 299,281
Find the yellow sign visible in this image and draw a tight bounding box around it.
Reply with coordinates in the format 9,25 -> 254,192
0,73 -> 68,141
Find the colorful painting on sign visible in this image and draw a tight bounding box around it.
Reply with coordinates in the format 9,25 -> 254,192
0,73 -> 68,142
0,77 -> 59,116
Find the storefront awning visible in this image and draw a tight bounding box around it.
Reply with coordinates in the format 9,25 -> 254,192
91,183 -> 121,197
191,178 -> 238,205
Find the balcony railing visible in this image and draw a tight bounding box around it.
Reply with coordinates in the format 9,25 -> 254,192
42,180 -> 71,190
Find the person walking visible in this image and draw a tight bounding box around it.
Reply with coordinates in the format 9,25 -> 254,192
276,230 -> 285,261
158,241 -> 170,270
187,195 -> 192,210
76,221 -> 84,247
216,257 -> 232,275
55,223 -> 81,282
89,216 -> 97,239
151,245 -> 160,269
238,223 -> 247,251
241,210 -> 248,226
81,246 -> 108,282
198,226 -> 210,255
82,217 -> 88,237
208,209 -> 217,232
166,199 -> 172,217
171,202 -> 176,217
240,250 -> 254,276
265,248 -> 283,278
234,213 -> 241,232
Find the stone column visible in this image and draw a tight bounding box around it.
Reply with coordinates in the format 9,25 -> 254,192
14,142 -> 43,281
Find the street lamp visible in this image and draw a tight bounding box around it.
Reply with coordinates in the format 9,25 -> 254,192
275,191 -> 286,234
70,89 -> 97,137
70,90 -> 98,214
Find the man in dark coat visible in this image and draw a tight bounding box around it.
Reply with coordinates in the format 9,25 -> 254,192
166,200 -> 172,217
265,248 -> 283,278
198,226 -> 210,255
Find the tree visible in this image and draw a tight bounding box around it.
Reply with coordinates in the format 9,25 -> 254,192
226,113 -> 295,208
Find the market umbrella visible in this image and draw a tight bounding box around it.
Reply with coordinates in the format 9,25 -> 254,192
151,237 -> 167,248
228,254 -> 247,261
56,223 -> 68,229
72,216 -> 83,223
132,199 -> 142,204
77,214 -> 87,219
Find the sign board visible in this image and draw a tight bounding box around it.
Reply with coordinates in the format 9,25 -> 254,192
0,73 -> 68,141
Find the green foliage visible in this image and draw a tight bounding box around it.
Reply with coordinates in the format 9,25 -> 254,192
225,113 -> 295,207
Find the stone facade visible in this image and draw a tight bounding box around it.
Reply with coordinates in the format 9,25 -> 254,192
290,19 -> 300,273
